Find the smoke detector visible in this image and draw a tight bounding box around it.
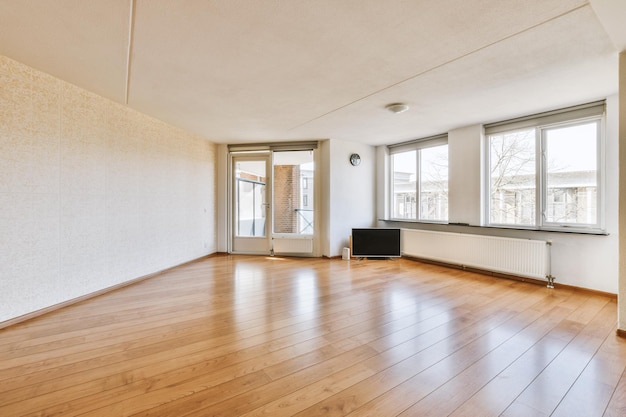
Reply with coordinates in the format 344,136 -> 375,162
385,103 -> 409,114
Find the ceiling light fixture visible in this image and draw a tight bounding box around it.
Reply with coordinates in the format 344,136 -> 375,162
385,103 -> 409,114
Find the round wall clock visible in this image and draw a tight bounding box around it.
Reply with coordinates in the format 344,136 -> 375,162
349,153 -> 361,166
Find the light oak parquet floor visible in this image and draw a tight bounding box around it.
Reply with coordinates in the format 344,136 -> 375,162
0,254 -> 625,416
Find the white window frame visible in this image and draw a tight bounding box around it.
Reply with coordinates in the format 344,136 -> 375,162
483,101 -> 605,233
388,134 -> 449,223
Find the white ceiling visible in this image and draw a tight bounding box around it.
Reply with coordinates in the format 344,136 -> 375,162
0,0 -> 623,146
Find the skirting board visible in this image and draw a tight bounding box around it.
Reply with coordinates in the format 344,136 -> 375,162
403,255 -> 617,299
0,253 -> 221,330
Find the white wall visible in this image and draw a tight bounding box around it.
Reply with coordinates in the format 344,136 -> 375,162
319,140 -> 332,257
448,124 -> 483,224
375,145 -> 390,220
325,139 -> 377,257
378,95 -> 619,293
216,144 -> 229,253
613,51 -> 626,328
0,55 -> 217,323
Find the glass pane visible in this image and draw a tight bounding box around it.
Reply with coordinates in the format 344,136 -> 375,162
420,145 -> 448,221
489,129 -> 536,225
235,160 -> 266,237
545,121 -> 598,224
273,151 -> 314,235
392,151 -> 417,219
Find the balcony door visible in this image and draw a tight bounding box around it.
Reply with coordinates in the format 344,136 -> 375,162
231,153 -> 272,254
271,150 -> 315,255
229,146 -> 317,256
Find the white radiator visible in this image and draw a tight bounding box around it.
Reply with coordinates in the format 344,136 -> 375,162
272,236 -> 313,254
402,229 -> 553,285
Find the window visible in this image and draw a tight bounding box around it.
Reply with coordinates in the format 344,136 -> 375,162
389,135 -> 448,222
485,102 -> 604,231
488,128 -> 536,225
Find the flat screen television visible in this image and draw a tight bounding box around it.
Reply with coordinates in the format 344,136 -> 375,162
351,228 -> 401,258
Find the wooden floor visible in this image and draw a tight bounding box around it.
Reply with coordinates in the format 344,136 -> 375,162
1,255 -> 625,417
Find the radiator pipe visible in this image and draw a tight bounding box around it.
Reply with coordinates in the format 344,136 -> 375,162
546,241 -> 555,289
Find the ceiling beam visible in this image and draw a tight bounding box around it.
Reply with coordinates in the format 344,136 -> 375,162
125,0 -> 137,105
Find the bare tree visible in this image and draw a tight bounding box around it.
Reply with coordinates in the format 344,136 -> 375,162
420,146 -> 449,221
489,129 -> 535,224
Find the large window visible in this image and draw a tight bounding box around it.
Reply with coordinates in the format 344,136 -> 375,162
485,102 -> 604,231
389,135 -> 448,222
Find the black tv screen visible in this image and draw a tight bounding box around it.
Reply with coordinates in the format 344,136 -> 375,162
352,228 -> 401,258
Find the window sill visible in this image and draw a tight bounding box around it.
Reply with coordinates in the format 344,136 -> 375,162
379,219 -> 609,236
382,219 -> 448,225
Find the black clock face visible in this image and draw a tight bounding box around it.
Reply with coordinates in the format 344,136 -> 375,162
350,153 -> 361,166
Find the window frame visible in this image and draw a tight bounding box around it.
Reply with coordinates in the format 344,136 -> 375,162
388,134 -> 449,223
484,102 -> 605,233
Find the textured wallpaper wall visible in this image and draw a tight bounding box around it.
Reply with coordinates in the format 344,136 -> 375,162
0,55 -> 217,323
